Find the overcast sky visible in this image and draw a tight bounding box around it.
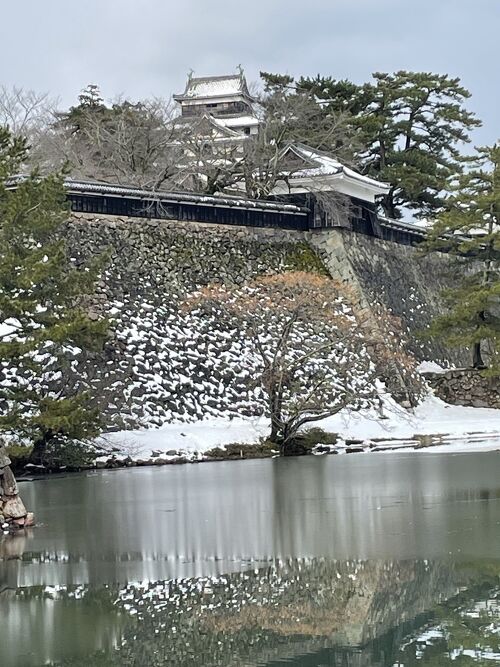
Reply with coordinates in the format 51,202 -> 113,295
1,0 -> 498,144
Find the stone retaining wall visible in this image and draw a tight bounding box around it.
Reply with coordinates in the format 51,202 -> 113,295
309,229 -> 466,366
63,215 -> 315,428
424,369 -> 500,409
43,215 -> 464,428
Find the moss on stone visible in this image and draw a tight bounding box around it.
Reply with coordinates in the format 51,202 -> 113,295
285,242 -> 329,275
300,427 -> 338,446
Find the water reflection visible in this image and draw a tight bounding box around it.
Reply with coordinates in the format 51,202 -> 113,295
3,553 -> 500,666
4,452 -> 500,665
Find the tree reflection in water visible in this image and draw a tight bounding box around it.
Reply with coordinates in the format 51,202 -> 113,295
3,545 -> 500,667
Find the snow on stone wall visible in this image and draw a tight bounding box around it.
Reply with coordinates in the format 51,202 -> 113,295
59,216 -> 440,430
424,369 -> 500,409
63,216 -> 331,429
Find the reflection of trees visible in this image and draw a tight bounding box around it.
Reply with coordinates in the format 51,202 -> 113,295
0,531 -> 123,667
395,568 -> 500,666
0,531 -> 29,596
0,580 -> 122,667
272,459 -> 328,557
0,530 -> 30,561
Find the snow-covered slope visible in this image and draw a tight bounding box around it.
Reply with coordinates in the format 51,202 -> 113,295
98,396 -> 500,462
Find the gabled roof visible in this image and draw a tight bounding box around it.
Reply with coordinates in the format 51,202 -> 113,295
173,112 -> 244,137
282,143 -> 391,195
174,112 -> 255,141
174,73 -> 253,102
208,114 -> 249,137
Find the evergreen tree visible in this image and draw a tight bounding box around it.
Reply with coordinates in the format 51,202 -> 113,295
258,72 -> 358,162
55,84 -> 107,137
237,72 -> 358,199
0,127 -> 108,464
77,83 -> 104,109
297,74 -> 372,116
299,71 -> 481,218
422,143 -> 500,371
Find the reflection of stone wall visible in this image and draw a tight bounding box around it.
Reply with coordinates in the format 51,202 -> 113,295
4,555 -> 496,667
4,559 -> 458,667
424,369 -> 500,409
113,558 -> 461,667
112,559 -> 458,667
193,559 -> 458,648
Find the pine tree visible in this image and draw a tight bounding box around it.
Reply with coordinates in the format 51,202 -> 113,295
0,127 -> 108,464
258,72 -> 358,162
53,84 -> 107,142
422,144 -> 500,371
77,83 -> 104,109
299,71 -> 481,219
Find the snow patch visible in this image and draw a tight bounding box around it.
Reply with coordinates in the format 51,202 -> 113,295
97,395 -> 500,461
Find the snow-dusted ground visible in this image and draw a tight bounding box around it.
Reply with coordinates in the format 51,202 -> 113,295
96,395 -> 500,463
415,360 -> 449,374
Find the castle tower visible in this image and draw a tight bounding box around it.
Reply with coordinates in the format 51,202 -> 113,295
173,71 -> 259,136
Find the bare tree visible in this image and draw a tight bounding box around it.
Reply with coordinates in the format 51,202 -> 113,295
185,272 -> 394,453
22,74 -> 359,209
37,95 -> 183,190
0,86 -> 57,175
239,100 -> 355,200
16,75 -> 360,230
0,86 -> 55,138
172,114 -> 246,194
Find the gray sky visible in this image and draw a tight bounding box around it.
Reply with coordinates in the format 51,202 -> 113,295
1,0 -> 498,144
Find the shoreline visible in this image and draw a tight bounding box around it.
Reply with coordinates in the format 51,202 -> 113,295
14,429 -> 500,479
11,396 -> 500,478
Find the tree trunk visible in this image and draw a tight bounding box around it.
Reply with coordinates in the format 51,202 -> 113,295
473,223 -> 495,372
277,423 -> 295,457
268,380 -> 284,446
29,431 -> 53,465
473,341 -> 485,369
473,310 -> 487,369
381,190 -> 397,219
270,421 -> 280,443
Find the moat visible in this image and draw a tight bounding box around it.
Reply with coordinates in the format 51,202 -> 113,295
3,451 -> 500,666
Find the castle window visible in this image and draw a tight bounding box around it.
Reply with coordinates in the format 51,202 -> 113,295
351,205 -> 363,219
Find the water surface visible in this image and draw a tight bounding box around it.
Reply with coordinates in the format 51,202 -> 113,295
3,451 -> 500,665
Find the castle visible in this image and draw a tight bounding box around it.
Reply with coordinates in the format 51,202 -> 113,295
5,73 -> 464,433
172,70 -> 390,211
173,71 -> 260,137
63,70 -> 417,244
